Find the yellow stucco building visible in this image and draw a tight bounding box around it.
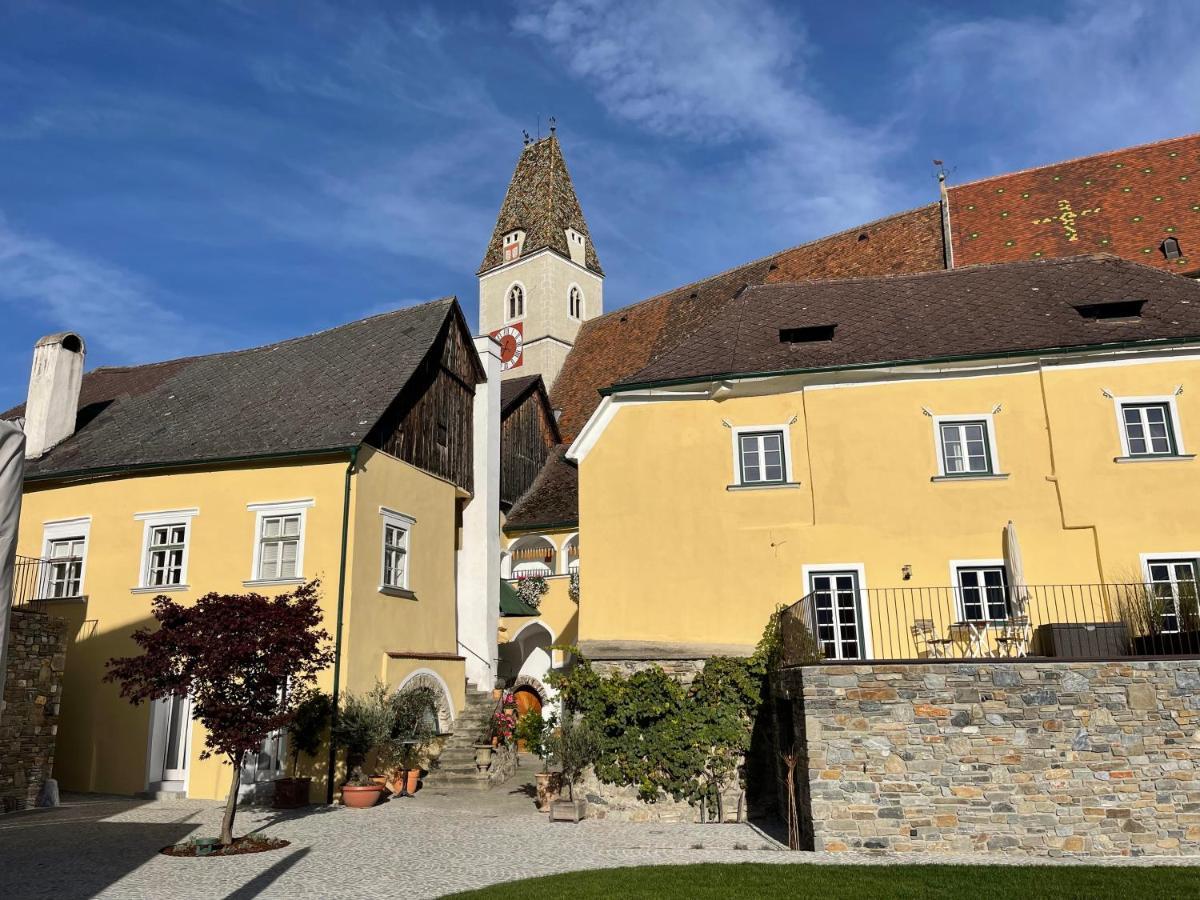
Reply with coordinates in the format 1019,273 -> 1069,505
567,257 -> 1200,665
6,298 -> 503,802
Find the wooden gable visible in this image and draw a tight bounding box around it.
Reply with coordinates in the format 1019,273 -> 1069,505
501,378 -> 560,508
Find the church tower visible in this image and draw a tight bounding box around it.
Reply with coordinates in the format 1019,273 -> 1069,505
478,132 -> 603,390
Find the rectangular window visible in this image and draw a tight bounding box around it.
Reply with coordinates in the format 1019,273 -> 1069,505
145,523 -> 188,587
738,431 -> 786,484
939,420 -> 992,475
956,566 -> 1009,622
1146,558 -> 1199,633
1121,402 -> 1177,457
46,537 -> 85,598
258,514 -> 301,580
379,508 -> 415,592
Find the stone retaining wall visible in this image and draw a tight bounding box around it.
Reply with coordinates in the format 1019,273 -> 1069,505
1,608 -> 67,812
774,660 -> 1200,857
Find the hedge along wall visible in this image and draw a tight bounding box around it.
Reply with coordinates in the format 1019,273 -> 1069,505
773,660 -> 1200,857
1,608 -> 67,811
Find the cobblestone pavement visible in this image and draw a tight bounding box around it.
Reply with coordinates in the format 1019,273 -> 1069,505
0,771 -> 1196,900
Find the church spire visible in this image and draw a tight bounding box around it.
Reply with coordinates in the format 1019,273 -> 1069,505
478,134 -> 603,277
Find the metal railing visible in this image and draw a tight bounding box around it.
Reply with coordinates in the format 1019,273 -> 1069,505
779,583 -> 1200,666
10,555 -> 48,608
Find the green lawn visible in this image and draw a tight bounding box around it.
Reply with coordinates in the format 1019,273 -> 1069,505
447,862 -> 1200,899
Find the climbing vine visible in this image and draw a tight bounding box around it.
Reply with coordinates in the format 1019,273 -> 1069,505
548,608 -> 806,816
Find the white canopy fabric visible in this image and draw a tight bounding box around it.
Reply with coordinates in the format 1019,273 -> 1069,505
1003,519 -> 1029,617
0,420 -> 26,714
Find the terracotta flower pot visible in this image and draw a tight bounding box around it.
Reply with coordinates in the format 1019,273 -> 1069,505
405,768 -> 420,794
341,785 -> 384,808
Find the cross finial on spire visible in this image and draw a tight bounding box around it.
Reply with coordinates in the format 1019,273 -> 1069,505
549,116 -> 557,135
522,130 -> 531,146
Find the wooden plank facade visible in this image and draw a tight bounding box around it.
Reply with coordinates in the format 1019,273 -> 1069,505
368,308 -> 483,493
501,378 -> 560,508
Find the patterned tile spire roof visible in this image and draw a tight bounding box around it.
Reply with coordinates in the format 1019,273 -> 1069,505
478,134 -> 603,276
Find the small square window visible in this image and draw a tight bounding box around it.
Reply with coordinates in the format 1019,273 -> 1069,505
939,420 -> 992,475
738,431 -> 786,484
1121,402 -> 1177,456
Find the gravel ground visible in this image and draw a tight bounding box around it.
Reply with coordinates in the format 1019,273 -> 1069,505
0,770 -> 1194,900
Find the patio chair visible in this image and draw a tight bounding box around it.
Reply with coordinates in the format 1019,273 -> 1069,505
911,619 -> 954,659
995,616 -> 1032,658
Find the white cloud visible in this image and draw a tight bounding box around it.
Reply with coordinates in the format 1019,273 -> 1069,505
513,0 -> 901,238
909,1 -> 1200,176
0,214 -> 227,362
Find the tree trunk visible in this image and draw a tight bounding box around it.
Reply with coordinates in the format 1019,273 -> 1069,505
220,751 -> 243,846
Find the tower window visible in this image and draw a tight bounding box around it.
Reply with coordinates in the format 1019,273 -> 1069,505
503,230 -> 525,262
507,284 -> 525,320
1162,237 -> 1183,260
569,285 -> 584,319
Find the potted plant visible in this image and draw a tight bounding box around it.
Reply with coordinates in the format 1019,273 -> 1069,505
548,716 -> 598,823
330,683 -> 394,805
491,706 -> 517,748
385,685 -> 439,795
274,687 -> 331,808
340,767 -> 385,808
516,709 -> 561,811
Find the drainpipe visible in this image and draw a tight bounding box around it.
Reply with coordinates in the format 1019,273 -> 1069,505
325,444 -> 358,804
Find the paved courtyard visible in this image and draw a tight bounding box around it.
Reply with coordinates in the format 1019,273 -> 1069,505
0,765 -> 1195,899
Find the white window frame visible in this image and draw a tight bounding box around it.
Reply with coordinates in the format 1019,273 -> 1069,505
379,507 -> 416,594
932,414 -> 1002,478
730,423 -> 795,488
133,508 -> 199,592
567,283 -> 584,320
948,558 -> 1009,624
246,499 -> 313,586
1139,553 -> 1200,633
1114,395 -> 1188,460
40,516 -> 91,600
505,281 -> 526,323
801,563 -> 873,660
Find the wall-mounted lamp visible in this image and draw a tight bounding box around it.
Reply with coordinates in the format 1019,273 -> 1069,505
901,564 -> 913,581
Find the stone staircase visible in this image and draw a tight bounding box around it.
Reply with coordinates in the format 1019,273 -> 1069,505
428,685 -> 515,791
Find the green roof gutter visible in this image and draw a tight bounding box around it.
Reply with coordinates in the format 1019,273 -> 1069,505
600,335 -> 1200,396
325,444 -> 358,804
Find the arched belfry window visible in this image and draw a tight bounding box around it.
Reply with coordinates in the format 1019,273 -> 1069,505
568,285 -> 583,319
507,284 -> 525,320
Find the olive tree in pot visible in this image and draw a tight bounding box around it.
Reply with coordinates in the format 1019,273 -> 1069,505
515,709 -> 560,811
548,715 -> 598,822
382,685 -> 439,795
274,687 -> 332,808
330,683 -> 395,808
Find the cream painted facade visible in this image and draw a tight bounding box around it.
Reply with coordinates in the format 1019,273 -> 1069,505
571,348 -> 1200,658
17,448 -> 467,802
479,249 -> 603,389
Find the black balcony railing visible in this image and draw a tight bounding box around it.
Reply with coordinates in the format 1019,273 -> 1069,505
779,583 -> 1200,666
11,555 -> 48,608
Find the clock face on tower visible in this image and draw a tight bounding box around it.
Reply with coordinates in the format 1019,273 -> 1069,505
490,322 -> 524,371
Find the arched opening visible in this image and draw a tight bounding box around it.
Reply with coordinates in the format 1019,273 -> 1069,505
509,535 -> 555,577
507,283 -> 525,320
568,284 -> 584,319
396,670 -> 455,734
563,534 -> 579,574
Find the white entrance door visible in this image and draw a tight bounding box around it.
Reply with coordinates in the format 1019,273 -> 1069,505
808,570 -> 865,660
151,694 -> 190,783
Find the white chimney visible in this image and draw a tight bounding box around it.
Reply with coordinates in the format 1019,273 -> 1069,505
24,332 -> 86,459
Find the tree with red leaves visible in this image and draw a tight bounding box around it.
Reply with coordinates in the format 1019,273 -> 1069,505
106,581 -> 334,845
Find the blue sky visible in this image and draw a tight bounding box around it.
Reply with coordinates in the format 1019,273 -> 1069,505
2,0 -> 1199,403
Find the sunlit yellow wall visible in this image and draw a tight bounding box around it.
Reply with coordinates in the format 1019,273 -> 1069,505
347,446 -> 466,715
578,356 -> 1200,654
17,457 -> 348,801
500,525 -> 579,653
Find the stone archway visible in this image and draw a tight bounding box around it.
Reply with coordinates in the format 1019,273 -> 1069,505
396,669 -> 455,734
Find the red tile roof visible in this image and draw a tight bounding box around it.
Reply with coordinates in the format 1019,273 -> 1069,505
948,133 -> 1200,275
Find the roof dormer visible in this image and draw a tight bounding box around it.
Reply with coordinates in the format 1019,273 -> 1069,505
565,228 -> 586,266
503,229 -> 526,263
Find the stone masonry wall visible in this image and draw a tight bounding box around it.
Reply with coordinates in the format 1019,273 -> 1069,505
1,608 -> 67,812
774,661 -> 1200,857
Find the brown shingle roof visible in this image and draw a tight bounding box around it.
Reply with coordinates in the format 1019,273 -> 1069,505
504,447 -> 578,532
948,133 -> 1200,274
3,298 -> 466,480
550,204 -> 944,440
500,373 -> 546,416
478,135 -> 602,276
617,255 -> 1200,388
